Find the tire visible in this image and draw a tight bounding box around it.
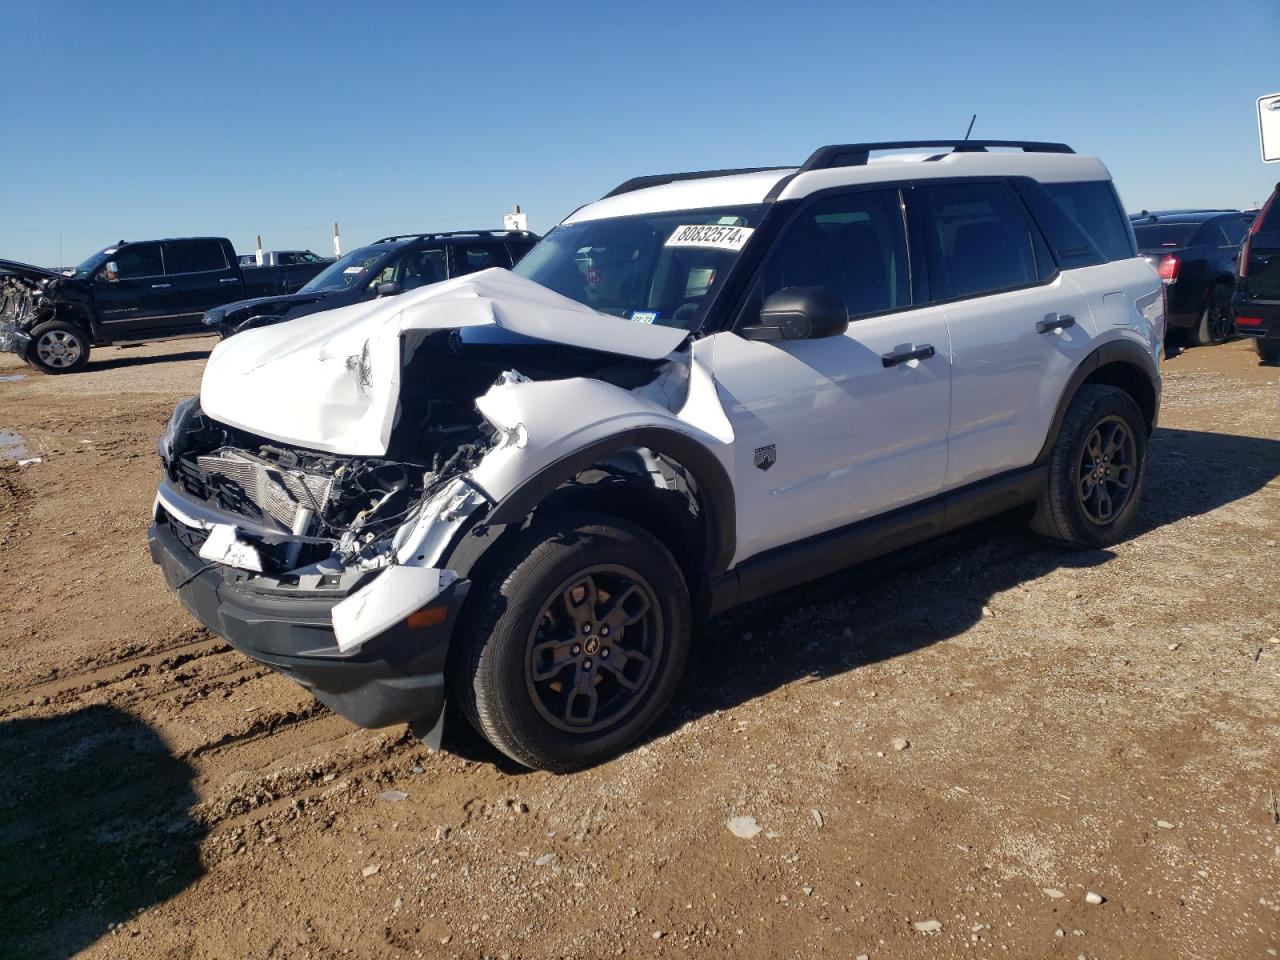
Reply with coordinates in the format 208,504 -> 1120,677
27,320 -> 90,374
1029,384 -> 1147,548
1255,338 -> 1280,365
451,511 -> 691,772
1191,284 -> 1234,347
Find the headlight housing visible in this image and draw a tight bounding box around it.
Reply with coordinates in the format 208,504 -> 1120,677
201,310 -> 223,327
156,395 -> 201,465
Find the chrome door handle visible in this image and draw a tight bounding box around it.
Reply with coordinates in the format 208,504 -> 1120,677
1036,313 -> 1075,334
151,283 -> 172,289
881,343 -> 936,367
219,277 -> 239,283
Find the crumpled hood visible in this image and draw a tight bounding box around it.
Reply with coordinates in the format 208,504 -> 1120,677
0,258 -> 73,283
199,269 -> 688,456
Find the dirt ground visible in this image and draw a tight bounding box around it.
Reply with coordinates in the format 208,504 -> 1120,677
0,334 -> 1277,960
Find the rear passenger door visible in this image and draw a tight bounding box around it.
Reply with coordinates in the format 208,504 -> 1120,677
162,239 -> 241,328
914,179 -> 1095,489
710,186 -> 952,563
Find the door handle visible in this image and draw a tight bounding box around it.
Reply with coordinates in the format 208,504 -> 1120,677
1036,313 -> 1075,334
219,277 -> 239,283
881,343 -> 936,368
151,283 -> 172,289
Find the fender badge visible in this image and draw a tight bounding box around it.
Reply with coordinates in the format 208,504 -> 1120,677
754,444 -> 777,471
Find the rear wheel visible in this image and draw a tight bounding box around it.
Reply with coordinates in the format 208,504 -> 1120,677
28,320 -> 90,374
1255,338 -> 1280,365
451,512 -> 691,772
1191,284 -> 1234,346
1030,385 -> 1147,548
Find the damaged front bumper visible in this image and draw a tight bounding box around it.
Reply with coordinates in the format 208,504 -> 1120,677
0,321 -> 32,358
147,486 -> 470,730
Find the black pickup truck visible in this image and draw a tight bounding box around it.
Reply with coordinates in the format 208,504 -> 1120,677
0,237 -> 329,373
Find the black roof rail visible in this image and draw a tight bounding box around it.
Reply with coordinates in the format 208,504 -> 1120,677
373,229 -> 539,244
797,140 -> 1075,172
602,167 -> 789,200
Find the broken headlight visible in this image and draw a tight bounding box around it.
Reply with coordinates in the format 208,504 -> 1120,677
157,395 -> 202,465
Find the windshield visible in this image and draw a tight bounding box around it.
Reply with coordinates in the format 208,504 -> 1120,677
1132,224 -> 1196,249
71,247 -> 118,279
299,245 -> 385,293
512,205 -> 767,330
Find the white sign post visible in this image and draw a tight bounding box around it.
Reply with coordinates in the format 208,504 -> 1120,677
1259,92 -> 1280,163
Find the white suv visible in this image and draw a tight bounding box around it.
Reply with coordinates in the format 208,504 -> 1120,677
150,139 -> 1163,771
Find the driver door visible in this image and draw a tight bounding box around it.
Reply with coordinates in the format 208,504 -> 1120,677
708,186 -> 952,565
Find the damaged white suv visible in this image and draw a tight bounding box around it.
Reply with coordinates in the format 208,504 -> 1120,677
150,139 -> 1162,771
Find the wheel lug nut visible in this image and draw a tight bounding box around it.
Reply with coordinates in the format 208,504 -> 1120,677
600,626 -> 609,636
601,648 -> 610,658
582,624 -> 591,634
571,645 -> 580,655
584,659 -> 593,670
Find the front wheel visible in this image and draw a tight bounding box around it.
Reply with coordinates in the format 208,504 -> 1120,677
1030,384 -> 1148,548
451,512 -> 691,772
28,320 -> 90,373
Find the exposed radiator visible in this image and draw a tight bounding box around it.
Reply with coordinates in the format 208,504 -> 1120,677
194,448 -> 334,529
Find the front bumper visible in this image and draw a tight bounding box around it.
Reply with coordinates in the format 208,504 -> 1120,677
0,321 -> 32,358
148,513 -> 470,729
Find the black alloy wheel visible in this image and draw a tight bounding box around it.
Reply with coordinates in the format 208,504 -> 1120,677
525,565 -> 662,733
1076,416 -> 1137,525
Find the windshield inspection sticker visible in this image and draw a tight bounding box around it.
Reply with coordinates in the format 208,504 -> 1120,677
343,266 -> 364,274
665,224 -> 754,251
630,310 -> 659,324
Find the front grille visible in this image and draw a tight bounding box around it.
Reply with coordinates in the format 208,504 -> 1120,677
175,448 -> 334,529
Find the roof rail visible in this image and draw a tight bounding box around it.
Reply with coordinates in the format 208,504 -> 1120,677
373,229 -> 539,244
602,167 -> 789,200
797,140 -> 1075,172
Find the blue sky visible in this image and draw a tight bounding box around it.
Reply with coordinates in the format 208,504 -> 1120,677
2,0 -> 1277,267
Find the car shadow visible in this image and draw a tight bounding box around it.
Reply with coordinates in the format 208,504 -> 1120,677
441,427 -> 1280,771
89,349 -> 212,372
0,704 -> 205,958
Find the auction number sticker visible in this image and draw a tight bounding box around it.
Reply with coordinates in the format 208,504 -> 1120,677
665,224 -> 754,251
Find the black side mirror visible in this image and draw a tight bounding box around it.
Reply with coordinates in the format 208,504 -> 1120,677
740,286 -> 848,341
376,281 -> 401,297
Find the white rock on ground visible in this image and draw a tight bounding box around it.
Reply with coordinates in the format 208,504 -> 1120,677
913,919 -> 943,933
726,816 -> 763,840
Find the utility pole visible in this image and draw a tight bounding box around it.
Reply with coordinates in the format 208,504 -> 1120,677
333,222 -> 342,257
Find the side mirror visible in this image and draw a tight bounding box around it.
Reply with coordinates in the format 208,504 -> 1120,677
376,281 -> 401,298
101,261 -> 120,283
740,286 -> 848,341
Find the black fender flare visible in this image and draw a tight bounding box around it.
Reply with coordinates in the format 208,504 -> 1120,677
1036,338 -> 1160,463
481,427 -> 737,578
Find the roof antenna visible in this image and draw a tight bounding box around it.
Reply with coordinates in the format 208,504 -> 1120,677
963,114 -> 977,141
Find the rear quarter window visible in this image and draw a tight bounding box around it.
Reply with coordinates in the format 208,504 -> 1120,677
1042,181 -> 1135,261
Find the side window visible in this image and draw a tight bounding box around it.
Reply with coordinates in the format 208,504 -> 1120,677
919,181 -> 1040,299
1041,181 -> 1135,261
166,240 -> 228,274
113,243 -> 164,279
750,188 -> 910,321
454,243 -> 510,276
1218,217 -> 1248,246
369,248 -> 445,292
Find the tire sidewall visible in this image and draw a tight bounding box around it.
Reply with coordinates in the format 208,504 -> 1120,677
465,516 -> 691,770
1056,389 -> 1147,546
28,321 -> 90,374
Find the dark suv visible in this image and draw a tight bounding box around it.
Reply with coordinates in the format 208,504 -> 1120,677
1234,184 -> 1280,364
205,230 -> 539,338
1129,210 -> 1255,347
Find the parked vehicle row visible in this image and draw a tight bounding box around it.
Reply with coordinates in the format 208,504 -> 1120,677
236,250 -> 331,268
204,230 -> 539,338
147,138 -> 1164,771
0,237 -> 331,373
1129,209 -> 1255,346
1233,182 -> 1280,364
